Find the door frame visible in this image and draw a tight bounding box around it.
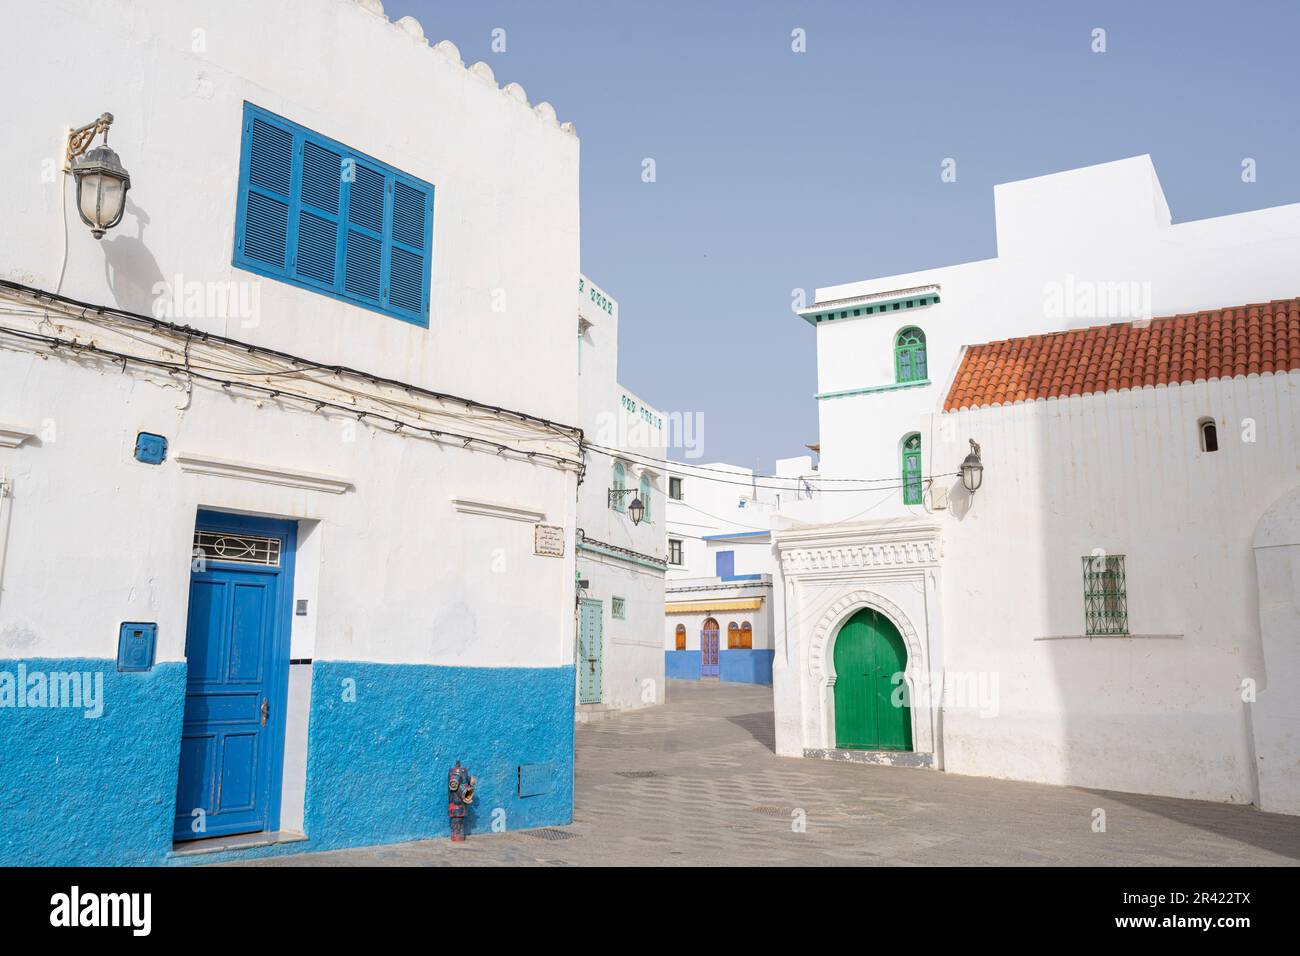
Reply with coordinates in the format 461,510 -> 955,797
176,509 -> 297,840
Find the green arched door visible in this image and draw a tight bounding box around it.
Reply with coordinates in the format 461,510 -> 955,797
832,608 -> 912,751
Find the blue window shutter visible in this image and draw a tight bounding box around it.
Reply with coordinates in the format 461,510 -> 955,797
387,179 -> 431,318
294,139 -> 342,286
716,551 -> 735,578
240,115 -> 294,269
342,161 -> 386,306
234,103 -> 433,327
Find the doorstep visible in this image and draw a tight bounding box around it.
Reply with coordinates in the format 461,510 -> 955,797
171,830 -> 309,858
804,748 -> 934,769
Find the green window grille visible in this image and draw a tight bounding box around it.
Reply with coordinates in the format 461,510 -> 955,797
901,433 -> 922,505
611,462 -> 625,512
612,597 -> 626,619
1082,554 -> 1129,635
895,327 -> 928,383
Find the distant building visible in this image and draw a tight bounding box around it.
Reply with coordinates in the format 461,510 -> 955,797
664,457 -> 816,684
575,275 -> 667,716
773,156 -> 1300,815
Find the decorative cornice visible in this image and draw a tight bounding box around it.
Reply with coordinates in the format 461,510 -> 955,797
577,534 -> 666,572
775,519 -> 941,574
450,497 -> 545,522
798,284 -> 941,326
176,453 -> 353,494
0,424 -> 37,449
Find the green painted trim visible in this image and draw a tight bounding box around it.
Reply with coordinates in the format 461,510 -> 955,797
815,379 -> 931,401
577,539 -> 666,572
799,293 -> 940,327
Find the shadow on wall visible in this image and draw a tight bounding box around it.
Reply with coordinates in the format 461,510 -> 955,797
101,198 -> 164,317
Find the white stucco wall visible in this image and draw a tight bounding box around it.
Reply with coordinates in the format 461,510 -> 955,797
934,371 -> 1299,803
0,0 -> 583,672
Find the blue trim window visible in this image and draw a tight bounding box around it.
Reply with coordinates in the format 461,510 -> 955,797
233,103 -> 434,327
639,473 -> 652,522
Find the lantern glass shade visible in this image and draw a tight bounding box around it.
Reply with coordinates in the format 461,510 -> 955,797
961,453 -> 984,493
72,145 -> 131,238
628,496 -> 645,525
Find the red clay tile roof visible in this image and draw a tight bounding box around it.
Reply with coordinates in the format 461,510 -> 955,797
944,297 -> 1300,412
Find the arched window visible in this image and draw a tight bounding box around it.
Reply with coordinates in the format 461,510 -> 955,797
895,327 -> 927,383
901,433 -> 922,505
1199,418 -> 1219,453
740,622 -> 753,649
611,461 -> 625,512
727,622 -> 741,649
639,472 -> 652,522
674,623 -> 686,651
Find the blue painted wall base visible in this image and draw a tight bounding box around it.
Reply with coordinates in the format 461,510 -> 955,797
298,661 -> 574,850
0,657 -> 574,866
665,650 -> 701,679
664,649 -> 773,685
719,649 -> 774,685
0,658 -> 187,866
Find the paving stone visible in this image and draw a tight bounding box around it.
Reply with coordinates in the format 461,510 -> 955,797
235,680 -> 1300,867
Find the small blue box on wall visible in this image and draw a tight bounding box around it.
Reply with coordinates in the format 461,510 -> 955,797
117,623 -> 157,672
134,432 -> 167,464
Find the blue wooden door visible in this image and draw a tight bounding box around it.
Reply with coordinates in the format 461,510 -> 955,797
700,618 -> 720,677
578,599 -> 603,704
174,512 -> 295,842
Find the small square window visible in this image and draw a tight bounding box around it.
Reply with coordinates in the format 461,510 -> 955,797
612,597 -> 626,619
668,538 -> 683,566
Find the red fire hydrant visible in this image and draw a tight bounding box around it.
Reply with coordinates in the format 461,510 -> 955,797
447,760 -> 476,842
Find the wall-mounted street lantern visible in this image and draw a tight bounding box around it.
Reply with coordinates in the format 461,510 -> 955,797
961,439 -> 984,494
66,112 -> 131,239
607,487 -> 645,525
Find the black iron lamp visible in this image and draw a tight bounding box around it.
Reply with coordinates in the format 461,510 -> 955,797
67,113 -> 131,239
961,439 -> 984,494
607,487 -> 645,525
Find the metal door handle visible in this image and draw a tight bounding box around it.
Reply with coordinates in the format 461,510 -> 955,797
261,697 -> 269,727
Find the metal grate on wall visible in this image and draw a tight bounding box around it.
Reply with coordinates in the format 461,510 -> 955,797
193,530 -> 282,567
1082,553 -> 1128,636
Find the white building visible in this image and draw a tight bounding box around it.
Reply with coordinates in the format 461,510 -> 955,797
575,275 -> 666,716
0,0 -> 586,865
663,457 -> 816,684
773,155 -> 1300,814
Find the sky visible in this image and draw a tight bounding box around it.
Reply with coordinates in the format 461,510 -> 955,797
387,0 -> 1300,470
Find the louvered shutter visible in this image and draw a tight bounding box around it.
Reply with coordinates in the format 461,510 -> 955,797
294,139 -> 342,287
240,115 -> 294,270
387,179 -> 432,320
343,160 -> 386,305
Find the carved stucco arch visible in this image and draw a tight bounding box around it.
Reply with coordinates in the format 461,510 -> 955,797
806,588 -> 933,755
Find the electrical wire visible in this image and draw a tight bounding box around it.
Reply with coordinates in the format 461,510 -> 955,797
0,279 -> 585,449
0,322 -> 583,470
583,439 -> 957,491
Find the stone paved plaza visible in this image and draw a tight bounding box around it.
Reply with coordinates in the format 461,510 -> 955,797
239,681 -> 1300,867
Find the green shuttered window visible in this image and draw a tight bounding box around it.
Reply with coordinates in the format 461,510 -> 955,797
234,103 -> 434,327
901,433 -> 922,505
